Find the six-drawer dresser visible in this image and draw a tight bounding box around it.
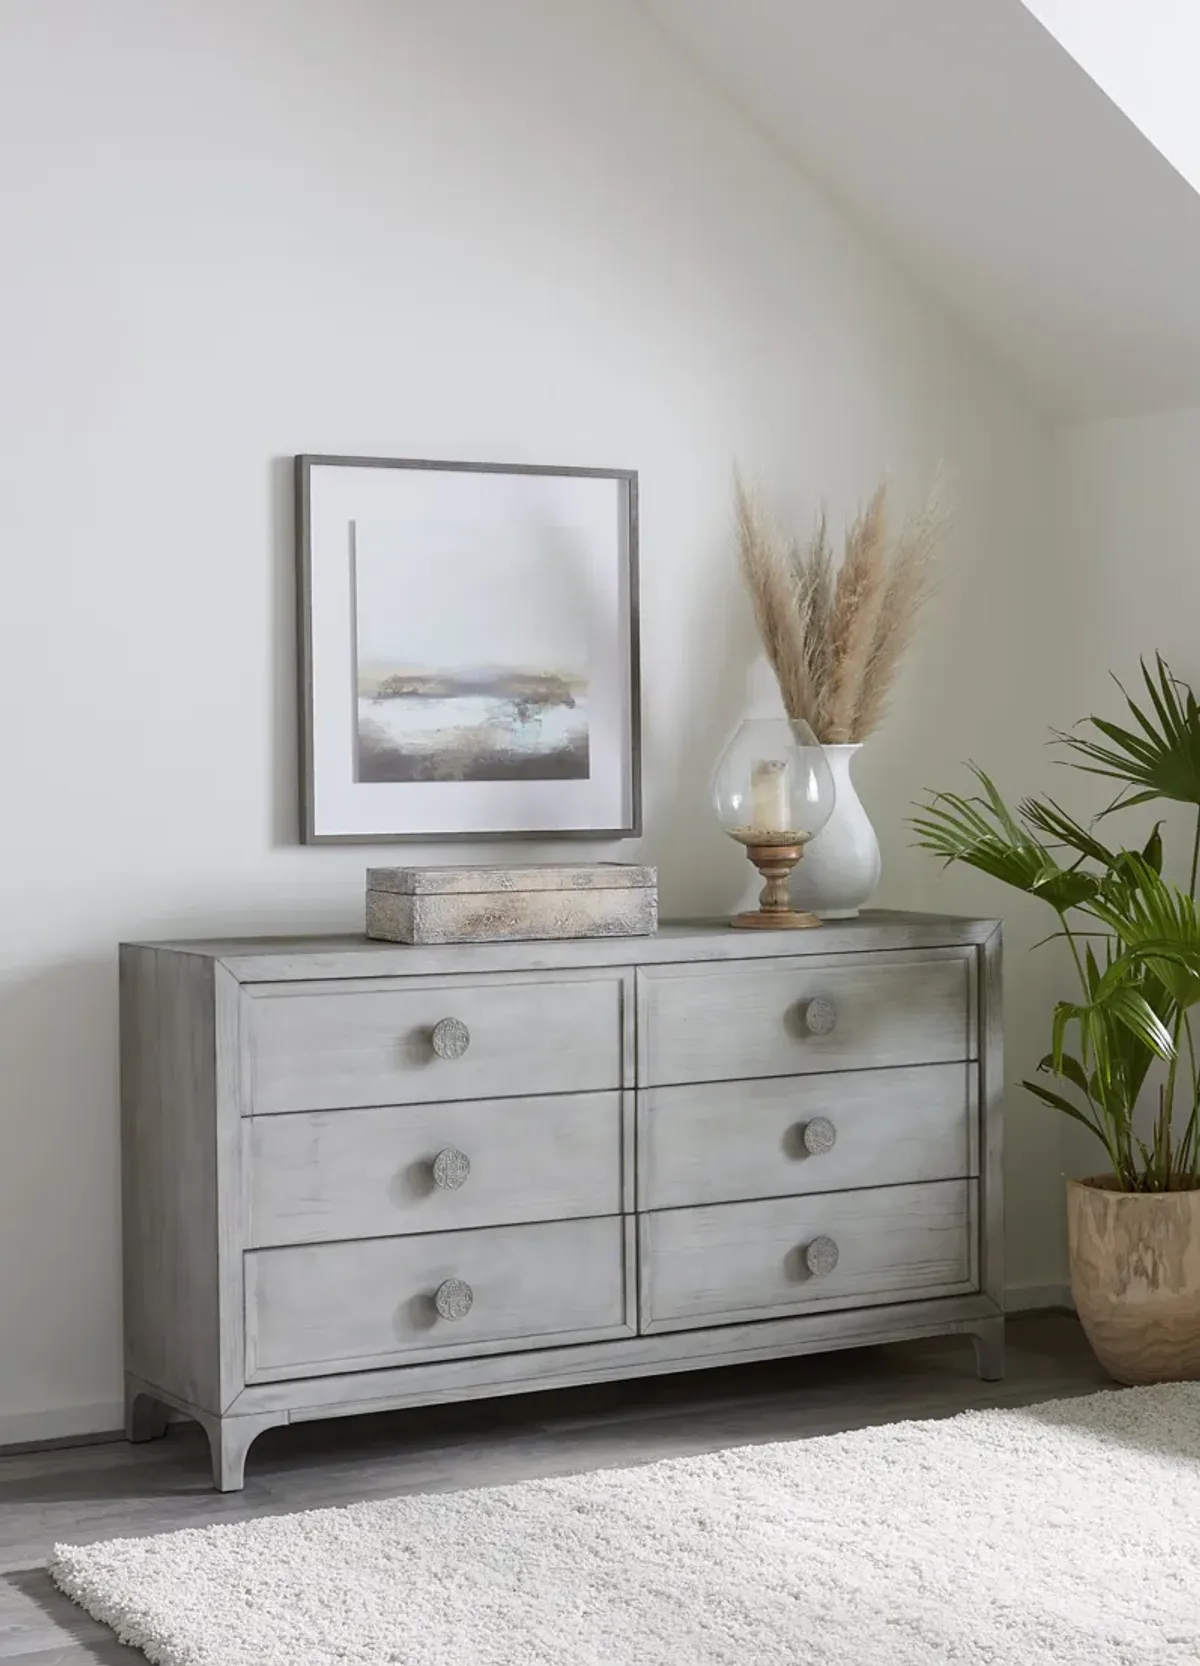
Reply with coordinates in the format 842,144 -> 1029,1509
119,914 -> 1004,1490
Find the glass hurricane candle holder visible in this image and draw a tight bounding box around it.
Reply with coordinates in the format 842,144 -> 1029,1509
712,716 -> 836,929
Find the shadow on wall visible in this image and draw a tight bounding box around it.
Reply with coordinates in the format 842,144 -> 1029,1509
270,455 -> 299,850
637,532 -> 761,917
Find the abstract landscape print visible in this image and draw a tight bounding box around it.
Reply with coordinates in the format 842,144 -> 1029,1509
298,456 -> 638,841
353,517 -> 591,785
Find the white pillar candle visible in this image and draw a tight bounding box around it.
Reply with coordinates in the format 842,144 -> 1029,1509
750,758 -> 791,834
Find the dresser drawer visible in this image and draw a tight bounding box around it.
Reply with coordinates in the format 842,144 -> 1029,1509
243,971 -> 624,1115
639,1063 -> 975,1210
247,1091 -> 625,1247
245,1216 -> 633,1381
638,951 -> 975,1087
639,1180 -> 975,1333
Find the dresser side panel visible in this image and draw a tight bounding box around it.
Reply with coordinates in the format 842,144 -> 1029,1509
979,927 -> 1005,1309
214,964 -> 247,1407
121,945 -> 224,1412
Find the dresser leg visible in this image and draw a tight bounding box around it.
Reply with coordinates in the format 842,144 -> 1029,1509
124,1378 -> 170,1443
971,1317 -> 1005,1382
197,1410 -> 280,1492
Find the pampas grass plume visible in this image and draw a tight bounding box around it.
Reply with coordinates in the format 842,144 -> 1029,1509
734,471 -> 948,743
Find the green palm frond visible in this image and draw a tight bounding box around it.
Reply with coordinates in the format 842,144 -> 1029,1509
1086,855 -> 1200,1012
912,769 -> 1098,912
1023,1077 -> 1103,1138
1056,656 -> 1200,811
1018,796 -> 1116,868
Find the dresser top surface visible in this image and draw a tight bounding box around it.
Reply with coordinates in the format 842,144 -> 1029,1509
123,912 -> 1000,982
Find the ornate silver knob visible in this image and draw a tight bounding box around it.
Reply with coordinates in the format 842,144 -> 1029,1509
804,997 -> 838,1036
431,1017 -> 470,1060
433,1278 -> 473,1321
802,1117 -> 837,1156
432,1147 -> 471,1190
805,1236 -> 839,1277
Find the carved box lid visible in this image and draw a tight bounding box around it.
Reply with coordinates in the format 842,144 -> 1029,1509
367,862 -> 657,897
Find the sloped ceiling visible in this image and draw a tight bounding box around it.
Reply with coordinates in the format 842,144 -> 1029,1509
1024,0 -> 1200,199
643,0 -> 1200,419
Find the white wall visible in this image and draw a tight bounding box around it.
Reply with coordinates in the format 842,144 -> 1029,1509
0,0 -> 1063,1439
1054,407 -> 1200,870
1055,408 -> 1200,703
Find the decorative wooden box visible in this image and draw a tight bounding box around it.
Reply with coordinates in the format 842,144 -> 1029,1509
365,863 -> 658,944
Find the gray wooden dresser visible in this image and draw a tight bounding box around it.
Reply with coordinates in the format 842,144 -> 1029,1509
119,913 -> 1003,1490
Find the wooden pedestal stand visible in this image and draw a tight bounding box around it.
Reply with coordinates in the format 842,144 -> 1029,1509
730,841 -> 821,930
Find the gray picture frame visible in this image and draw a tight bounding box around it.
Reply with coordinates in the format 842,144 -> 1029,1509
295,454 -> 641,844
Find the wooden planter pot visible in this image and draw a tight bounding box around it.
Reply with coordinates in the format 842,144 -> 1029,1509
1067,1175 -> 1200,1384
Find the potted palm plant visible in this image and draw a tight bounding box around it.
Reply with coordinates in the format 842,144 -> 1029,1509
914,658 -> 1200,1384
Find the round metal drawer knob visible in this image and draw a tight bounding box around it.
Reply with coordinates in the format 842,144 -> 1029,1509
433,1278 -> 474,1321
805,1235 -> 839,1277
804,997 -> 838,1036
802,1117 -> 837,1156
432,1147 -> 471,1190
431,1017 -> 470,1060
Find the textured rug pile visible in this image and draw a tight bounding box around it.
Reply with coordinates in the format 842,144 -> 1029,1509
50,1384 -> 1200,1665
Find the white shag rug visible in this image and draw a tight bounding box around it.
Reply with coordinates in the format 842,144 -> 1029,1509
50,1383 -> 1200,1666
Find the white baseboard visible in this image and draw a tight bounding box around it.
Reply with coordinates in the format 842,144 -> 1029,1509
1006,1283 -> 1074,1313
0,1399 -> 124,1450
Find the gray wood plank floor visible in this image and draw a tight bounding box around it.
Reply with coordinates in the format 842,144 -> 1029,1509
0,1313 -> 1110,1665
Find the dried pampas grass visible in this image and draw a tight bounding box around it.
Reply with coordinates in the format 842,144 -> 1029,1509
734,471 -> 948,744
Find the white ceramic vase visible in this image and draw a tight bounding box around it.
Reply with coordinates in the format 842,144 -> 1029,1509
791,743 -> 881,918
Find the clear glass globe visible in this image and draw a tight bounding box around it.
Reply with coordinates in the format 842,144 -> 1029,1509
712,717 -> 836,847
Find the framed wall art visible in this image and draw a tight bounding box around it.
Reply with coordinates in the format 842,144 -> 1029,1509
295,455 -> 640,843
